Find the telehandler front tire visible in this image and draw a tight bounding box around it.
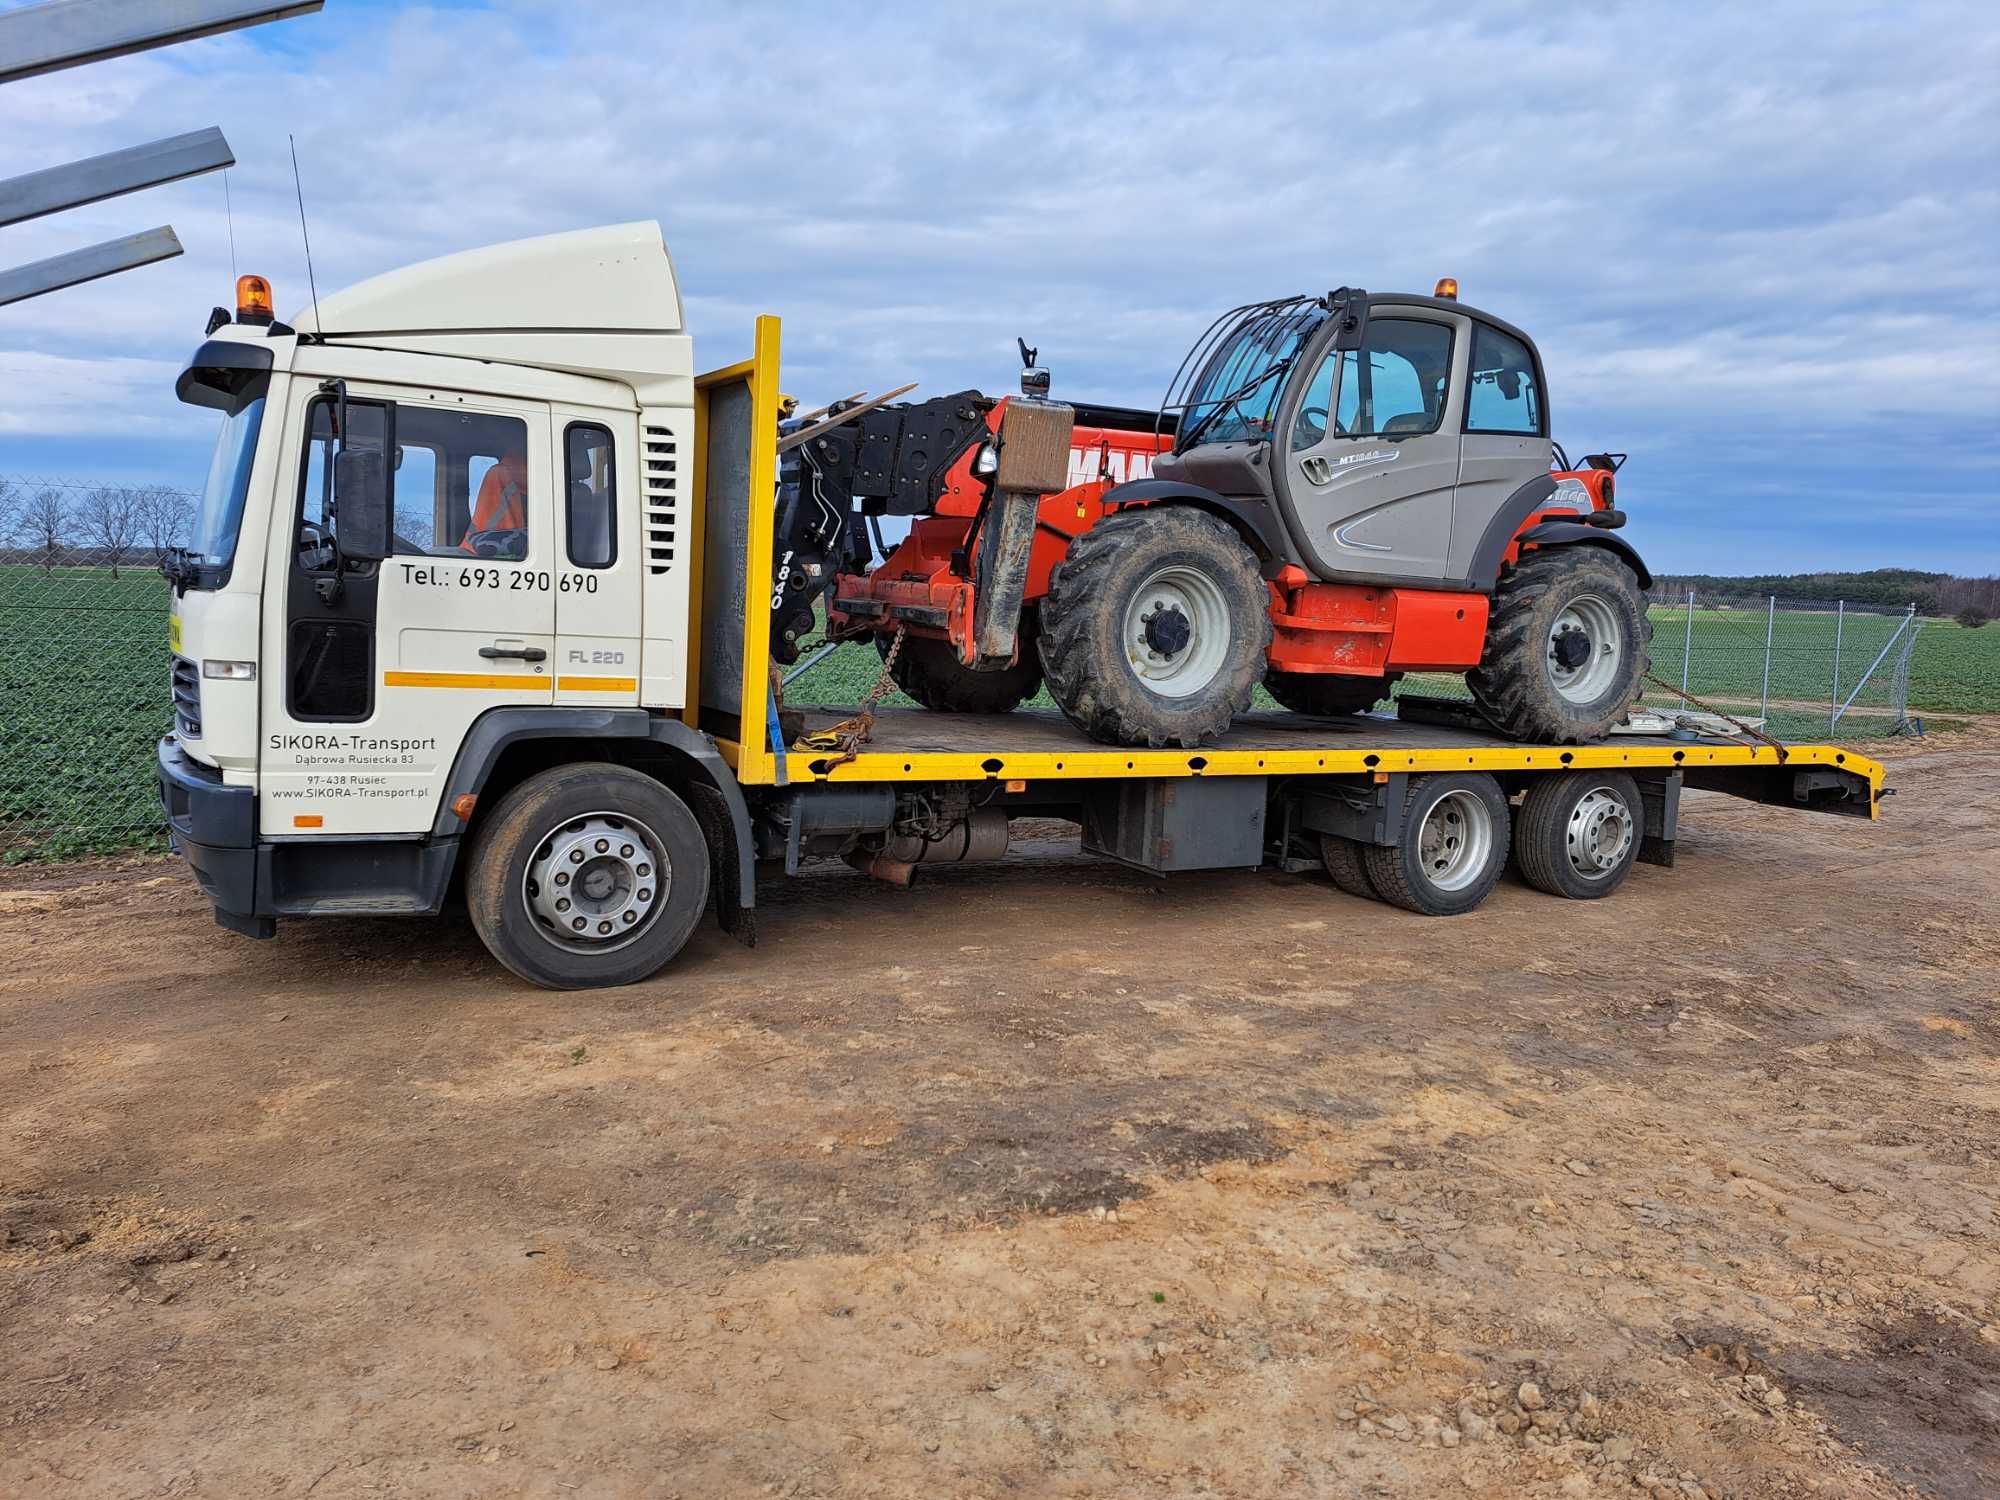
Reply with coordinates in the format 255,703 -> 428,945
466,763 -> 710,991
1468,547 -> 1651,743
1039,507 -> 1271,748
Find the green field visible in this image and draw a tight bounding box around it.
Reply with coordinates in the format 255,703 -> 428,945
1,565 -> 173,860
4,567 -> 1996,859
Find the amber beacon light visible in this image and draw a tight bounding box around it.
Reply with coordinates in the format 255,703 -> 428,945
1433,277 -> 1459,300
236,274 -> 274,325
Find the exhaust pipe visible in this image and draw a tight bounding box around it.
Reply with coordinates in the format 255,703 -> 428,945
848,808 -> 1009,885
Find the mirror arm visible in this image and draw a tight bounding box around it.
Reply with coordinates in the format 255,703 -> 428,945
316,378 -> 350,603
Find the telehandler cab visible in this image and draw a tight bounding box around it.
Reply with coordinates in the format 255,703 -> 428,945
785,283 -> 1649,748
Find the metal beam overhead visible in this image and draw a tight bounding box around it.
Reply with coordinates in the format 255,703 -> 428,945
0,225 -> 183,307
0,127 -> 234,228
0,0 -> 324,86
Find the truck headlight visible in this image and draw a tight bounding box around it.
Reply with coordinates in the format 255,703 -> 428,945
202,659 -> 257,680
973,442 -> 999,477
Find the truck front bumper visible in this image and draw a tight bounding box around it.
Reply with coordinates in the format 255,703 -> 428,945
157,735 -> 272,938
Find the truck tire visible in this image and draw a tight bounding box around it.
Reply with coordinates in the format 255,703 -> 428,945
879,629 -> 1042,714
466,762 -> 710,990
1320,834 -> 1380,900
1361,772 -> 1510,916
1468,547 -> 1651,743
1266,669 -> 1402,717
1039,507 -> 1271,748
1513,769 -> 1643,899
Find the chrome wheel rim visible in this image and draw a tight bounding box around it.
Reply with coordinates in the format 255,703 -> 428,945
523,811 -> 668,953
1547,592 -> 1625,704
1123,565 -> 1232,698
1565,785 -> 1634,879
1416,789 -> 1494,893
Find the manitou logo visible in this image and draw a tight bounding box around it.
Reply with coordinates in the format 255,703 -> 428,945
1066,445 -> 1157,487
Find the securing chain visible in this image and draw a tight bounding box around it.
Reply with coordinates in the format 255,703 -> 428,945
792,624 -> 907,768
1641,670 -> 1789,761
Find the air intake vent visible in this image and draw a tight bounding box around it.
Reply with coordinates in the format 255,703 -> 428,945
643,424 -> 678,573
171,655 -> 202,738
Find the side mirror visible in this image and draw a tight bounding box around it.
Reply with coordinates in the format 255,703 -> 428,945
334,448 -> 391,561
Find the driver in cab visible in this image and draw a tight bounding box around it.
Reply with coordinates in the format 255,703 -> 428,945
462,446 -> 528,559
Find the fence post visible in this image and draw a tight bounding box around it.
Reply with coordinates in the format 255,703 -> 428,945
1761,595 -> 1775,721
1681,589 -> 1695,696
1830,600 -> 1845,731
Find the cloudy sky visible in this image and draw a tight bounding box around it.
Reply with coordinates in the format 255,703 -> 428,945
2,0 -> 1995,574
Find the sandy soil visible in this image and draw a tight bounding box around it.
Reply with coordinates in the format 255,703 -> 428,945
3,742 -> 1996,1499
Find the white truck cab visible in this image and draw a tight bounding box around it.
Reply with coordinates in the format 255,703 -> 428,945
161,223 -> 739,984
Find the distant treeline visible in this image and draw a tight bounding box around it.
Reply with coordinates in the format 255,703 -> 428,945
1648,569 -> 1999,618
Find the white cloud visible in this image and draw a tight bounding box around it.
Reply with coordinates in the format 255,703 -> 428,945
0,0 -> 1994,570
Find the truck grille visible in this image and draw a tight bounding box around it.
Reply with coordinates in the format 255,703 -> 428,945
171,655 -> 202,738
643,422 -> 677,572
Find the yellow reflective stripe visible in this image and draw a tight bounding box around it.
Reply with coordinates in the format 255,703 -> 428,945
382,671 -> 551,691
556,675 -> 638,692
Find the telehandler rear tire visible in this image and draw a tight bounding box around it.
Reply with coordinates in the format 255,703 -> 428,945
1266,669 -> 1402,717
466,763 -> 710,991
1468,547 -> 1651,743
1039,507 -> 1270,748
879,629 -> 1043,714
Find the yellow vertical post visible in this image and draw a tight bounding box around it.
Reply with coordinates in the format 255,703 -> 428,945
732,314 -> 784,784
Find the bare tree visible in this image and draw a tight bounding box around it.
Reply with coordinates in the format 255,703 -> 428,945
0,475 -> 18,551
23,487 -> 70,575
79,486 -> 142,578
136,485 -> 195,558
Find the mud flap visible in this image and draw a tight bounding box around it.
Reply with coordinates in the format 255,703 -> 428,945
686,780 -> 756,947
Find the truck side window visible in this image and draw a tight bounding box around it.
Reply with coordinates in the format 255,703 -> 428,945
564,423 -> 617,568
1289,351 -> 1339,452
396,408 -> 532,560
1466,323 -> 1543,435
1331,318 -> 1454,438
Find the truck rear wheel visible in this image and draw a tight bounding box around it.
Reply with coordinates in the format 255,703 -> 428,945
880,629 -> 1042,714
1266,669 -> 1402,717
1039,507 -> 1270,748
1361,772 -> 1510,916
1320,834 -> 1380,900
1513,769 -> 1642,899
1468,547 -> 1650,743
466,762 -> 710,990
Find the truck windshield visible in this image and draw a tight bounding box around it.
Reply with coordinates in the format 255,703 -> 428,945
186,394 -> 266,569
1177,303 -> 1326,448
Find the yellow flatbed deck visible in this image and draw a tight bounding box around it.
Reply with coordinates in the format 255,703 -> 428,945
779,706 -> 1883,811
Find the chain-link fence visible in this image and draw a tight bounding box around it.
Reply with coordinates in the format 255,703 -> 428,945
1,477 -> 192,859
1395,592 -> 1926,741
0,471 -> 1970,858
1395,592 -> 1925,741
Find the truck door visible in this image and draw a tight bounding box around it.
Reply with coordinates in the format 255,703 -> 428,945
259,383 -> 557,838
552,408 -> 642,705
1278,311 -> 1464,582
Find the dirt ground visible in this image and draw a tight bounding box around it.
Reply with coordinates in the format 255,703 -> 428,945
3,740 -> 1997,1500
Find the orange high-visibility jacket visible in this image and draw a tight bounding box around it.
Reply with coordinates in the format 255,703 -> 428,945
464,455 -> 527,548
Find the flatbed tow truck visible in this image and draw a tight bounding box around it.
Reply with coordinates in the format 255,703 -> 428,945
156,224 -> 1883,989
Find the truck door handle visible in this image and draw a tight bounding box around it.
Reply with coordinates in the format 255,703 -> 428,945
480,645 -> 547,662
1301,456 -> 1331,484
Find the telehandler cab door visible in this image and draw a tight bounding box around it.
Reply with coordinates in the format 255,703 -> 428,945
1276,308 -> 1466,583
258,382 -> 558,838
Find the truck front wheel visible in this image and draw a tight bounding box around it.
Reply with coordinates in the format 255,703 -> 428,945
466,763 -> 710,990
